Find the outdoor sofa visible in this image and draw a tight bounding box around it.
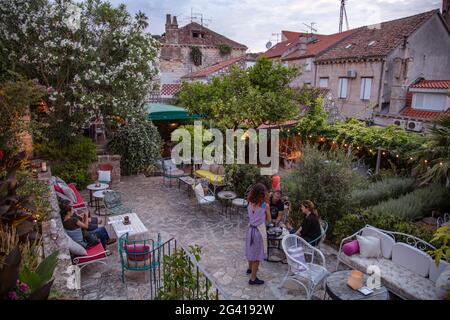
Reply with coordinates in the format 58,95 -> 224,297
337,225 -> 448,300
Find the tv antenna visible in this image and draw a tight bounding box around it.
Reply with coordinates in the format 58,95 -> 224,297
339,0 -> 349,33
302,22 -> 317,35
190,8 -> 212,27
271,32 -> 281,43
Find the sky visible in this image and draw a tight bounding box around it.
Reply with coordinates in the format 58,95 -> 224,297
110,0 -> 443,52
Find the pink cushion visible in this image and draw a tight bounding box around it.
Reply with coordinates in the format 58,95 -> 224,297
74,243 -> 107,264
125,244 -> 151,261
54,184 -> 64,194
68,184 -> 86,209
343,240 -> 360,256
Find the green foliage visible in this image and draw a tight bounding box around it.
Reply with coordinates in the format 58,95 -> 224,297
17,172 -> 52,222
332,211 -> 433,245
37,136 -> 96,189
429,226 -> 450,265
283,145 -> 364,232
156,245 -> 215,300
367,184 -> 450,220
415,115 -> 450,186
351,177 -> 416,208
0,0 -> 159,146
217,44 -> 232,56
108,119 -> 162,175
190,46 -> 202,66
224,164 -> 272,197
0,79 -> 45,154
297,95 -> 327,138
178,56 -> 299,130
0,245 -> 58,300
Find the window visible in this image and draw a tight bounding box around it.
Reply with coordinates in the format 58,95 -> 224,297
319,77 -> 329,88
360,77 -> 372,100
368,40 -> 376,47
412,93 -> 447,111
192,31 -> 204,38
338,77 -> 348,99
305,58 -> 313,72
345,44 -> 353,49
304,82 -> 311,87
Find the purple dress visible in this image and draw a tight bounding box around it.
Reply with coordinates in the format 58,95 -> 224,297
245,202 -> 267,261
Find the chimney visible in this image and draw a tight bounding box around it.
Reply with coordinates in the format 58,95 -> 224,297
172,16 -> 178,29
298,35 -> 308,55
165,14 -> 172,31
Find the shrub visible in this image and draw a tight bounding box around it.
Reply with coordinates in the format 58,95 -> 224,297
36,136 -> 96,189
282,144 -> 364,232
108,120 -> 161,175
368,184 -> 450,220
224,164 -> 271,197
17,171 -> 52,222
351,177 -> 416,208
332,211 -> 433,246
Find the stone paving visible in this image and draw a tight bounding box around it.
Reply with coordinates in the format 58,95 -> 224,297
79,174 -> 347,300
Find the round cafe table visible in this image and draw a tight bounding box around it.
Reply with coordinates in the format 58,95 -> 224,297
87,183 -> 109,206
217,190 -> 237,217
325,270 -> 389,300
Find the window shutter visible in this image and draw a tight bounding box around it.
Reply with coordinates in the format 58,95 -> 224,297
360,78 -> 372,100
339,78 -> 348,98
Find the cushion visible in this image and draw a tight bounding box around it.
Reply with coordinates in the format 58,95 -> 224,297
216,165 -> 225,176
59,183 -> 77,204
362,226 -> 396,259
343,240 -> 360,256
98,170 -> 111,182
195,170 -> 224,184
194,183 -> 205,198
357,235 -> 381,258
209,164 -> 219,174
64,233 -> 87,256
54,176 -> 69,188
125,244 -> 151,261
65,228 -> 87,248
429,260 -> 449,283
287,247 -> 306,272
74,243 -> 107,264
68,184 -> 85,209
392,242 -> 432,277
54,184 -> 64,194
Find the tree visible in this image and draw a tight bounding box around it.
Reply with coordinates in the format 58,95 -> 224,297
0,0 -> 159,145
177,57 -> 299,130
415,115 -> 450,187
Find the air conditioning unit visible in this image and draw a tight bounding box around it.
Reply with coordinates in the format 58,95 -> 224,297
347,69 -> 357,78
406,121 -> 423,132
393,119 -> 407,128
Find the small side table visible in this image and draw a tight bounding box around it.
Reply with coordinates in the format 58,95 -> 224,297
266,228 -> 288,263
93,190 -> 106,215
217,191 -> 237,217
87,183 -> 109,206
325,270 -> 390,300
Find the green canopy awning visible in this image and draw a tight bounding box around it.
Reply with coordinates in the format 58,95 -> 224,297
144,103 -> 202,121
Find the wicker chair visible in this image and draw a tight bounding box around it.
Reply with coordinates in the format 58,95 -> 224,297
280,234 -> 329,300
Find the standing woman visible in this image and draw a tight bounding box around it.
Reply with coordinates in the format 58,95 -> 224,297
245,183 -> 271,285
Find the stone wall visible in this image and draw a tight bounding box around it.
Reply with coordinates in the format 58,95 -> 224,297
89,154 -> 121,184
40,174 -> 80,299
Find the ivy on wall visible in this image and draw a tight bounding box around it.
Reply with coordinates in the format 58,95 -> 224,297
190,46 -> 202,66
217,44 -> 232,56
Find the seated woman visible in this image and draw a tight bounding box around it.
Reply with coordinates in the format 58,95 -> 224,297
268,190 -> 284,227
60,201 -> 115,249
294,200 -> 322,246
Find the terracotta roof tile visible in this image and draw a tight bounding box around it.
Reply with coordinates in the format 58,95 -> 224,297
400,107 -> 450,119
160,22 -> 247,49
182,56 -> 246,79
317,10 -> 437,62
410,80 -> 450,89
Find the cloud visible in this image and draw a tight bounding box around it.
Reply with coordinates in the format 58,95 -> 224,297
110,0 -> 441,52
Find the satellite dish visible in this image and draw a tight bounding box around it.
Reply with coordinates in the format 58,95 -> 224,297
266,41 -> 272,49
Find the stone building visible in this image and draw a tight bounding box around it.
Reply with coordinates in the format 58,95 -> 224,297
158,14 -> 247,99
314,10 -> 450,123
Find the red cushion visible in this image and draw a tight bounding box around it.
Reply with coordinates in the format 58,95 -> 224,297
125,244 -> 151,261
343,240 -> 360,256
68,184 -> 85,208
75,243 -> 107,264
54,184 -> 64,194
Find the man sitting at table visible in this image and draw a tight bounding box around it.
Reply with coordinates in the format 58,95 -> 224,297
269,190 -> 284,227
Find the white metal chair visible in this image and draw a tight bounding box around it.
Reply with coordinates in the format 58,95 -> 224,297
193,183 -> 216,210
231,184 -> 253,214
280,234 -> 329,300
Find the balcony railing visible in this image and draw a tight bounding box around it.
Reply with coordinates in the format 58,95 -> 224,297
148,237 -> 229,300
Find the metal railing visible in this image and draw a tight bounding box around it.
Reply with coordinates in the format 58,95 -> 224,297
148,238 -> 229,300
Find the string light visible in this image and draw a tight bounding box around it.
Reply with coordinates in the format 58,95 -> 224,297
320,137 -> 325,142
382,151 -> 386,156
440,162 -> 444,166
356,146 -> 360,150
396,154 -> 400,158
410,157 -> 414,161
424,160 -> 428,164
309,135 -> 313,138
344,144 -> 348,147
